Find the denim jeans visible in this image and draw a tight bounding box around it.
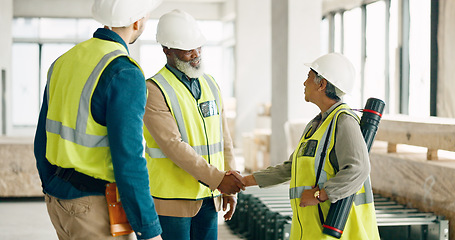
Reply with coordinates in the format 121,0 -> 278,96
158,199 -> 218,240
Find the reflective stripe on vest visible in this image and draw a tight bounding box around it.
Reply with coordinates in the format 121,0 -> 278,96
145,142 -> 223,159
145,73 -> 223,158
45,49 -> 125,148
289,178 -> 374,206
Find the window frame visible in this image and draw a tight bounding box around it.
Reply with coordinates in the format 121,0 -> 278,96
322,0 -> 437,116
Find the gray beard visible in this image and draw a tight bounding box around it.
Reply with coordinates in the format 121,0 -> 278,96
173,55 -> 205,79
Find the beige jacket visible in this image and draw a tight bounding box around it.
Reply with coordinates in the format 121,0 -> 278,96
143,79 -> 236,217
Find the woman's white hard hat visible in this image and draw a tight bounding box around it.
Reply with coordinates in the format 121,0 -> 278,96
92,0 -> 162,27
304,52 -> 356,96
156,9 -> 206,51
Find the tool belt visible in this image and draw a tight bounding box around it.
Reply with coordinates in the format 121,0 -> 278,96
55,167 -> 133,236
54,167 -> 109,194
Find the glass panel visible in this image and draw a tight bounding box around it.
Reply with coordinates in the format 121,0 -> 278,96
40,18 -> 77,39
40,44 -> 75,102
199,21 -> 223,42
12,43 -> 40,126
12,18 -> 39,38
408,0 -> 431,117
139,44 -> 167,78
77,19 -> 101,40
364,1 -> 386,104
201,45 -> 224,92
343,8 -> 362,108
388,0 -> 399,114
334,13 -> 342,53
222,46 -> 235,97
320,17 -> 329,55
223,20 -> 235,40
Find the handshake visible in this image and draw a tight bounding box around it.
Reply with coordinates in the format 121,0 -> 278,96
217,170 -> 257,195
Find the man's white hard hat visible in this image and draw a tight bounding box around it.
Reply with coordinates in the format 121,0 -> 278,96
304,52 -> 356,96
156,9 -> 206,51
92,0 -> 162,27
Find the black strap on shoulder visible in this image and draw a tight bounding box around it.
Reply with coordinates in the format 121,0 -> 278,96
314,119 -> 335,226
55,167 -> 109,194
315,120 -> 334,185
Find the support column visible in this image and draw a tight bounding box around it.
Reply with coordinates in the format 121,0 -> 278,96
270,0 -> 322,165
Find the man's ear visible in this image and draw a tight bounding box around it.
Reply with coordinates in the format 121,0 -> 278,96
132,18 -> 142,31
163,47 -> 171,56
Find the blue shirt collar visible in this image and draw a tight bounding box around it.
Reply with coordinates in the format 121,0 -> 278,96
166,64 -> 191,83
93,28 -> 129,54
165,64 -> 201,100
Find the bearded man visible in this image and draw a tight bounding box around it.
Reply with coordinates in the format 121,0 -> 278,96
142,9 -> 242,240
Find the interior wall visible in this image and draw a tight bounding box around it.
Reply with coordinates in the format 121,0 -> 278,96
270,0 -> 322,165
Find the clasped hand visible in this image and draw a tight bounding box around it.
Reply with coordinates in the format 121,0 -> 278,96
217,170 -> 246,195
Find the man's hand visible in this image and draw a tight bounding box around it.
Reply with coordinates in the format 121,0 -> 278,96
226,170 -> 257,187
217,172 -> 245,194
222,194 -> 237,221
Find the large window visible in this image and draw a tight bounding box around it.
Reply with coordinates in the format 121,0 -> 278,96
11,17 -> 234,134
323,0 -> 432,116
12,18 -> 99,129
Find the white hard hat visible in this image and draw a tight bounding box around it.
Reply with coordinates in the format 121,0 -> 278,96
92,0 -> 161,27
156,9 -> 206,50
304,52 -> 356,95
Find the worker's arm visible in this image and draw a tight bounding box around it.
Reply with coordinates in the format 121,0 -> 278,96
227,153 -> 293,189
251,153 -> 293,188
323,114 -> 370,203
34,87 -> 58,190
103,57 -> 161,239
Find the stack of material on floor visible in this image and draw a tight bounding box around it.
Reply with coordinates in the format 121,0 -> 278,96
227,184 -> 449,240
227,184 -> 291,240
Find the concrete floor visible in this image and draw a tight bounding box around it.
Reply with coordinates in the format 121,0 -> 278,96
0,197 -> 243,240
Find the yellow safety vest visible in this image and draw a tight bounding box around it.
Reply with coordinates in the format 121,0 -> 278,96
144,67 -> 224,200
289,104 -> 380,240
46,38 -> 142,182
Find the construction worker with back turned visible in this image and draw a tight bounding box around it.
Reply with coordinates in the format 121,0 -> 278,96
143,9 -> 243,240
33,0 -> 162,239
230,53 -> 380,239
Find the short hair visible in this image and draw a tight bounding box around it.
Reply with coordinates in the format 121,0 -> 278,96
312,70 -> 341,101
